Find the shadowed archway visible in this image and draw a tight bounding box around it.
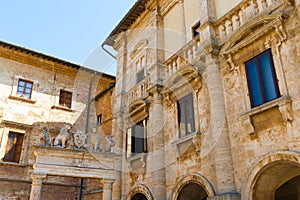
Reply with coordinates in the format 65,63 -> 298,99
131,193 -> 147,200
177,182 -> 208,200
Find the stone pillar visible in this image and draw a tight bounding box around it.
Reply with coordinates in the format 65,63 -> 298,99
198,0 -> 216,23
148,87 -> 166,199
178,0 -> 187,46
204,54 -> 237,196
29,174 -> 47,200
102,179 -> 115,200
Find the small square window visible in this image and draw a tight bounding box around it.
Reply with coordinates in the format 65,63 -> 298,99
59,90 -> 72,108
245,49 -> 280,108
97,114 -> 102,126
3,132 -> 24,163
17,79 -> 33,99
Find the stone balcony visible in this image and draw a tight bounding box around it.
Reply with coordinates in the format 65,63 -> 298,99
164,35 -> 201,83
215,0 -> 294,44
127,76 -> 151,105
162,0 -> 294,83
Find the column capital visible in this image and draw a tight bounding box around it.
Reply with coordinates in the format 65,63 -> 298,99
102,178 -> 115,190
31,174 -> 47,185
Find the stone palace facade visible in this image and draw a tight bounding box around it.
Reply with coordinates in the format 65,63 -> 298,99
103,0 -> 300,199
0,41 -> 116,200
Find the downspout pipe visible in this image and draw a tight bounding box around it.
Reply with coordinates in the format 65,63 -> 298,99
101,43 -> 117,60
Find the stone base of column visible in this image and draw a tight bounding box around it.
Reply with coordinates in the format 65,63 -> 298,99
208,193 -> 241,200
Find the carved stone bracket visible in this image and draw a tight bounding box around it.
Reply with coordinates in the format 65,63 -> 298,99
241,115 -> 255,135
127,153 -> 147,172
172,132 -> 201,158
240,96 -> 292,134
278,99 -> 293,122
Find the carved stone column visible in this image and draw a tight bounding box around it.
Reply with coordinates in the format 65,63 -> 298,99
204,54 -> 237,195
102,179 -> 115,200
29,174 -> 47,200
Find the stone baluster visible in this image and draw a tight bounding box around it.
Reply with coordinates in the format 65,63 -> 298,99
261,0 -> 268,10
176,58 -> 180,70
29,174 -> 47,200
253,0 -> 259,14
219,24 -> 226,39
232,15 -> 241,30
193,43 -> 197,58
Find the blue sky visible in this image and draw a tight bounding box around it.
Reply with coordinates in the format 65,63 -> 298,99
0,0 -> 137,75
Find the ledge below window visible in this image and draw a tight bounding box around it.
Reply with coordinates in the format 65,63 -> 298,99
0,160 -> 28,167
240,96 -> 292,134
127,153 -> 147,172
172,132 -> 201,158
8,95 -> 36,104
51,105 -> 74,112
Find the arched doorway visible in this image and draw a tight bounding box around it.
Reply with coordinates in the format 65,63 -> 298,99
131,193 -> 147,200
275,175 -> 300,200
242,151 -> 300,200
177,182 -> 208,200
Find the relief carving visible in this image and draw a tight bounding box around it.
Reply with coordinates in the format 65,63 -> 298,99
53,123 -> 73,148
105,135 -> 115,153
90,127 -> 102,152
73,130 -> 87,149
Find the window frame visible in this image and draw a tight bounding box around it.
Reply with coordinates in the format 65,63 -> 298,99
245,49 -> 280,108
126,119 -> 148,158
177,93 -> 196,138
3,132 -> 24,163
17,79 -> 33,99
97,114 -> 102,126
59,90 -> 72,109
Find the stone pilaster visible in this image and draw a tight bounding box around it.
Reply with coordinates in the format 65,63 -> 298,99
198,0 -> 216,23
148,86 -> 166,199
29,174 -> 47,200
102,179 -> 115,200
204,54 -> 236,194
178,0 -> 187,46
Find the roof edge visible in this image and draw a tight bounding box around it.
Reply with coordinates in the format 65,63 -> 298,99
0,40 -> 115,80
102,0 -> 148,47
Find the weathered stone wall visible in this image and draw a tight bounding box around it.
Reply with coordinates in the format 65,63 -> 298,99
111,0 -> 300,199
0,43 -> 115,200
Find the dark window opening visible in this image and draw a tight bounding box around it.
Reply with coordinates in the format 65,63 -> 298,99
275,175 -> 300,200
131,193 -> 147,200
97,114 -> 102,126
177,182 -> 208,200
59,90 -> 72,108
245,49 -> 280,108
178,93 -> 195,138
126,120 -> 147,157
136,70 -> 144,84
3,132 -> 24,163
17,79 -> 33,99
192,21 -> 201,37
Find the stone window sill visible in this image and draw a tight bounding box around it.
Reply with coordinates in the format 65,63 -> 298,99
172,132 -> 201,157
51,105 -> 74,112
240,96 -> 292,134
127,153 -> 147,172
0,160 -> 27,167
8,95 -> 36,104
